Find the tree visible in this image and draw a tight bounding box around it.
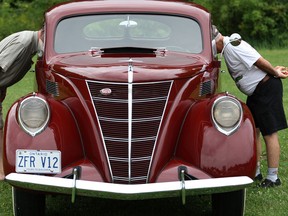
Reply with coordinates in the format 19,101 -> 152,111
191,0 -> 288,47
0,0 -> 65,39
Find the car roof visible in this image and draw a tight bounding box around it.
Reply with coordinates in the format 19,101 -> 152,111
46,0 -> 209,19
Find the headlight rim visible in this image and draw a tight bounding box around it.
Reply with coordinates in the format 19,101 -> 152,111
17,95 -> 50,137
211,96 -> 243,136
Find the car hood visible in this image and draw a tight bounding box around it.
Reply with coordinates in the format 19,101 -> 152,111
49,52 -> 208,82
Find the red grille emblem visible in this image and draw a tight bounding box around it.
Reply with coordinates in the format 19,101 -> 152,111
100,88 -> 112,96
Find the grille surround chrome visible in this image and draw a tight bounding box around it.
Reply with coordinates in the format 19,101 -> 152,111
87,80 -> 172,184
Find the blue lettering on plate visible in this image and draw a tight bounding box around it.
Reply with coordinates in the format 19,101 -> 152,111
18,155 -> 36,168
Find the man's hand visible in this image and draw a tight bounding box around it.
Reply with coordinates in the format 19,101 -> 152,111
275,66 -> 288,78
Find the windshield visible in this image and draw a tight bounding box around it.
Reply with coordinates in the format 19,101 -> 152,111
54,14 -> 203,54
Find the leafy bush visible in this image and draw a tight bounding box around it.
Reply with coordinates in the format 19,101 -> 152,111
0,0 -> 65,39
191,0 -> 288,47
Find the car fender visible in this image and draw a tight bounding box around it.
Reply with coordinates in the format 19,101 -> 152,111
3,94 -> 83,174
176,93 -> 257,178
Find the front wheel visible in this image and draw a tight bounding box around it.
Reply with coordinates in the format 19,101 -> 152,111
212,189 -> 245,216
13,187 -> 45,216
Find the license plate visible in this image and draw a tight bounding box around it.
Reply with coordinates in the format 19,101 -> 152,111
16,150 -> 61,174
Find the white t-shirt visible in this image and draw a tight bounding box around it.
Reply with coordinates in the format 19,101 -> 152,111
223,36 -> 266,96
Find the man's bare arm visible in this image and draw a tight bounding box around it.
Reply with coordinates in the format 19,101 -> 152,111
254,57 -> 288,78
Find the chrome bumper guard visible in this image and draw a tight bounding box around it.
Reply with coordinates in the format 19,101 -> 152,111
5,173 -> 252,203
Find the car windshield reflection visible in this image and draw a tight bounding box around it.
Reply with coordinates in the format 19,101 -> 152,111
54,14 -> 203,54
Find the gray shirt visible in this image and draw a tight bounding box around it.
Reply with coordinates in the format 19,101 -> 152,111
0,31 -> 38,89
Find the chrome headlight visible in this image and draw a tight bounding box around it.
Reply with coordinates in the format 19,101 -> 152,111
212,96 -> 242,135
18,96 -> 50,136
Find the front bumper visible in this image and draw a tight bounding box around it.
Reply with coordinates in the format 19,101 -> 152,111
6,173 -> 252,203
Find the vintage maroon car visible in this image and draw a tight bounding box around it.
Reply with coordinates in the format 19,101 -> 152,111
4,0 -> 256,215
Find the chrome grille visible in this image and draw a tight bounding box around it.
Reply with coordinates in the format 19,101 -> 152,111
87,81 -> 172,184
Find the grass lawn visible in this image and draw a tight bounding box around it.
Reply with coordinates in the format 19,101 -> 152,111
1,49 -> 288,215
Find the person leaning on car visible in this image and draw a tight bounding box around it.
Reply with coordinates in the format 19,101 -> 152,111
213,25 -> 288,188
0,29 -> 44,180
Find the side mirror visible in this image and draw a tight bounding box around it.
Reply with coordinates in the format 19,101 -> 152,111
229,33 -> 241,46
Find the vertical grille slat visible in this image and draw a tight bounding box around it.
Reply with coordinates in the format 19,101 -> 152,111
87,80 -> 172,184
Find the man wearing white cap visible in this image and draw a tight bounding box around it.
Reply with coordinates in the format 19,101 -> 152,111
213,25 -> 288,188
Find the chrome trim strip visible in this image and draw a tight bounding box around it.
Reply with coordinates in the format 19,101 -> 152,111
130,176 -> 148,181
128,59 -> 134,183
109,156 -> 151,163
113,176 -> 147,181
103,137 -> 129,142
99,117 -> 129,123
110,156 -> 151,161
132,97 -> 167,102
99,116 -> 162,123
132,117 -> 162,122
104,136 -> 156,142
109,157 -> 129,162
131,156 -> 151,162
92,96 -> 167,103
6,174 -> 253,200
130,136 -> 156,142
92,97 -> 128,103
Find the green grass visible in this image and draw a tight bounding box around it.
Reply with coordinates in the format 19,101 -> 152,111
1,49 -> 288,215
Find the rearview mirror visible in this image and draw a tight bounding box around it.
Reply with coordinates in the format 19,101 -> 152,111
119,15 -> 138,28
